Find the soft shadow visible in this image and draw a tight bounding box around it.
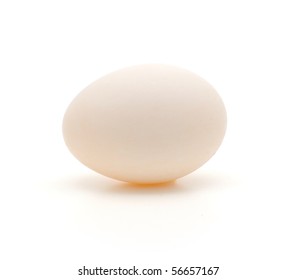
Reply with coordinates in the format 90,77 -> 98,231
59,170 -> 235,196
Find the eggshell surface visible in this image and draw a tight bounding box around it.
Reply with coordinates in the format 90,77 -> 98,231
63,65 -> 227,184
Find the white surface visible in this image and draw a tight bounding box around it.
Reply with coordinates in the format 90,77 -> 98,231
0,0 -> 296,279
63,64 -> 227,183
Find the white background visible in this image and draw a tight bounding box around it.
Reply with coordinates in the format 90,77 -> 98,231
1,0 -> 297,279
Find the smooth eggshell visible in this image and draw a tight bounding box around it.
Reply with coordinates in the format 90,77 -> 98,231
63,65 -> 227,184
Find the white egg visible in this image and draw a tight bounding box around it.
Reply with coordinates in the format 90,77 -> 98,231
63,65 -> 227,184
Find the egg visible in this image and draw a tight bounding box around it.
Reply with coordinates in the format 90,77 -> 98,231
63,64 -> 227,184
